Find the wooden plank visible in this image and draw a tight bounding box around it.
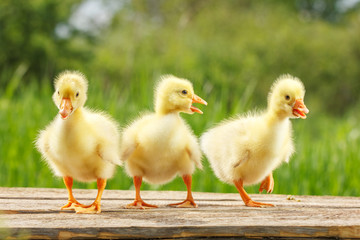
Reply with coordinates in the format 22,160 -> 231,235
0,187 -> 360,239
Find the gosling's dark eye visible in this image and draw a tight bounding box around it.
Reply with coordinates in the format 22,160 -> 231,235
181,90 -> 188,95
57,91 -> 60,95
76,92 -> 79,97
285,95 -> 290,100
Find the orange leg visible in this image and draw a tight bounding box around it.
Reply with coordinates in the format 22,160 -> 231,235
74,178 -> 107,214
169,174 -> 197,208
61,176 -> 81,211
126,176 -> 158,209
234,179 -> 274,207
259,173 -> 274,193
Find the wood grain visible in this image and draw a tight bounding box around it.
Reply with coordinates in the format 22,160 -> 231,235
0,187 -> 359,239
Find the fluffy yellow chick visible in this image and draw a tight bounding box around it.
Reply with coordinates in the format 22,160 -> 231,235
201,74 -> 309,207
121,75 -> 207,209
36,70 -> 121,214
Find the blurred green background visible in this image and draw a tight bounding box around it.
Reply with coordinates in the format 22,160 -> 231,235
1,0 -> 360,196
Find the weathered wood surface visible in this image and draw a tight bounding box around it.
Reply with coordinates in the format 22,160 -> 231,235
1,187 -> 360,239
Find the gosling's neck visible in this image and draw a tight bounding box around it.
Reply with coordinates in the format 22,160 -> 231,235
264,107 -> 289,127
155,109 -> 181,117
61,107 -> 85,125
155,103 -> 182,116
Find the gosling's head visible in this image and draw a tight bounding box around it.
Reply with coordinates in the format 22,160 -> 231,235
268,74 -> 309,119
154,75 -> 207,115
52,70 -> 88,120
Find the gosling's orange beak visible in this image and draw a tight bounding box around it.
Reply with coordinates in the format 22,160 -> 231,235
190,94 -> 207,114
292,99 -> 309,119
59,98 -> 73,120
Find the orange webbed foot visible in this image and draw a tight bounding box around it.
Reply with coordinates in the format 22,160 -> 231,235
126,200 -> 158,210
234,178 -> 274,208
245,200 -> 274,208
61,199 -> 82,211
168,199 -> 198,208
169,175 -> 197,208
259,174 -> 274,193
74,202 -> 101,214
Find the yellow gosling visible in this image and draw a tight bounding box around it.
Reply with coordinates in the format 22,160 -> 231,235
36,70 -> 121,214
201,74 -> 309,207
121,75 -> 207,209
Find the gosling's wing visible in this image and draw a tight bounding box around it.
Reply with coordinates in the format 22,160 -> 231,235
201,115 -> 254,170
97,140 -> 122,166
34,118 -> 58,163
120,113 -> 153,161
86,108 -> 122,165
232,148 -> 251,169
186,135 -> 203,170
178,119 -> 202,169
282,121 -> 295,163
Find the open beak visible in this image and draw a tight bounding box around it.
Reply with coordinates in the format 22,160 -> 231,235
292,99 -> 309,119
190,94 -> 207,114
59,98 -> 73,120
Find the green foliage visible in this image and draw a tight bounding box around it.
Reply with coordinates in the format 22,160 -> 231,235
0,0 -> 87,83
92,0 -> 360,114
